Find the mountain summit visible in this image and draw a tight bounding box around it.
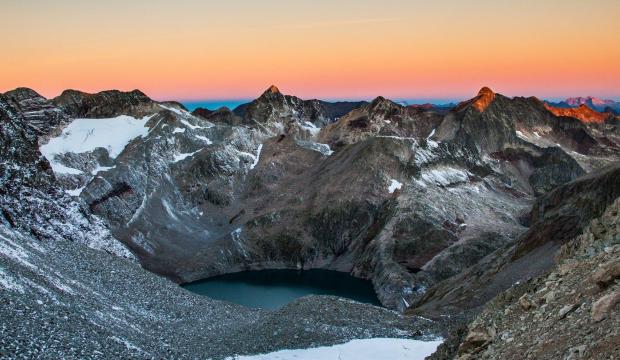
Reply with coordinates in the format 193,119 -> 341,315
472,86 -> 496,111
266,85 -> 281,94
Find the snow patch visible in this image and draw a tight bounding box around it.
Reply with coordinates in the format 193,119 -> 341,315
109,336 -> 147,355
419,167 -> 470,187
41,115 -> 151,162
250,144 -> 263,169
180,118 -> 211,130
515,130 -> 528,141
194,135 -> 213,144
91,165 -> 115,175
317,143 -> 334,156
226,338 -> 443,360
173,150 -> 201,163
300,121 -> 321,136
0,268 -> 25,293
172,128 -> 186,134
426,129 -> 439,148
388,179 -> 403,193
49,162 -> 83,175
128,193 -> 149,225
65,186 -> 85,196
159,104 -> 186,116
162,199 -> 179,221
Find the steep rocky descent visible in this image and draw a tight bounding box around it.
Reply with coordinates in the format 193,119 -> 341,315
0,92 -> 133,258
410,164 -> 620,358
0,88 -> 443,358
454,196 -> 620,360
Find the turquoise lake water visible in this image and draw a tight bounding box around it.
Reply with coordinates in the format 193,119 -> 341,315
182,269 -> 381,310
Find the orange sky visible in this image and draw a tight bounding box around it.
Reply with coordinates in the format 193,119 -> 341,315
1,0 -> 619,101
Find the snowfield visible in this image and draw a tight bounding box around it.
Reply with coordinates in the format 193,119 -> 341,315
40,115 -> 152,162
388,179 -> 403,193
227,338 -> 443,360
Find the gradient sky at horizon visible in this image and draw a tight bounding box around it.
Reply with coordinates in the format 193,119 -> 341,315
1,0 -> 619,102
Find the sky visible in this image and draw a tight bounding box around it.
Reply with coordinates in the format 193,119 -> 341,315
1,0 -> 619,102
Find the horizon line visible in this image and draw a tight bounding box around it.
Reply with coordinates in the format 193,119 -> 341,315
3,86 -> 620,104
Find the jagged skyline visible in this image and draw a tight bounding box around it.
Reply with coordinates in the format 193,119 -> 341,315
1,0 -> 619,100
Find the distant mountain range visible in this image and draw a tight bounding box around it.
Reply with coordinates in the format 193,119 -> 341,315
547,96 -> 620,114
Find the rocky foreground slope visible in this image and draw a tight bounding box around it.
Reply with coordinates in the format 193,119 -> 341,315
418,164 -> 620,359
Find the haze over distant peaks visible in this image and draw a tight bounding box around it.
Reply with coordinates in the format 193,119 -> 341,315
548,96 -> 620,114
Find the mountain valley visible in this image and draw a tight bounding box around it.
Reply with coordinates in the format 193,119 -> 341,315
1,85 -> 619,359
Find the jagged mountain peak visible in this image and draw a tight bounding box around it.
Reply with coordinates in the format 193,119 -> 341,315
452,86 -> 498,113
477,86 -> 495,97
369,96 -> 400,109
266,85 -> 281,94
256,85 -> 285,101
472,86 -> 496,111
